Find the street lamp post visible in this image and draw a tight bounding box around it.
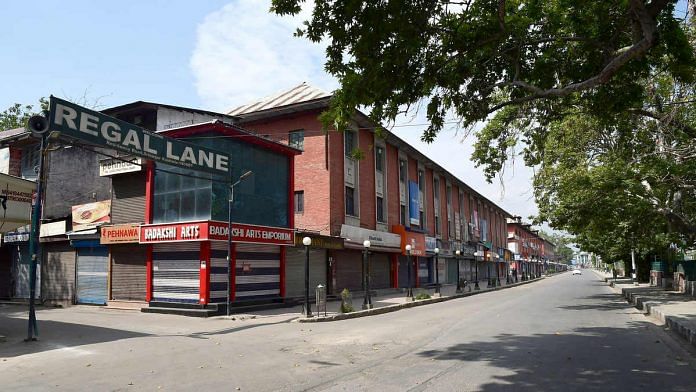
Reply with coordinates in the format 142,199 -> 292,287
362,240 -> 373,310
405,244 -> 414,300
455,250 -> 462,293
473,251 -> 482,290
302,236 -> 312,317
493,253 -> 501,286
434,247 -> 440,297
227,170 -> 253,317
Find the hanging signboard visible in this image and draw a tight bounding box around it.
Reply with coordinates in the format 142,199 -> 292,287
408,180 -> 420,225
48,96 -> 230,176
99,156 -> 143,176
0,173 -> 34,232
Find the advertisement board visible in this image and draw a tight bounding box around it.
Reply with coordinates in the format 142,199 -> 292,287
99,156 -> 143,176
100,224 -> 140,244
72,200 -> 111,231
139,220 -> 294,246
48,96 -> 230,176
0,173 -> 35,232
408,180 -> 420,225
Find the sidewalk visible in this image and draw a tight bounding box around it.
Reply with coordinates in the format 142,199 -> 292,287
592,269 -> 696,349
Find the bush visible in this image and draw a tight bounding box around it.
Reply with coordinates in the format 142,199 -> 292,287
340,288 -> 354,313
415,291 -> 431,300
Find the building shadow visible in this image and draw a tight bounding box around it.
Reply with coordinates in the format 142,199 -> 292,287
416,322 -> 694,391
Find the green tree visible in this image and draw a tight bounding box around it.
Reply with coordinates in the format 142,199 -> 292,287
0,98 -> 48,131
537,230 -> 575,264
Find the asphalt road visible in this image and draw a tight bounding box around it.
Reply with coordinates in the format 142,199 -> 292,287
2,272 -> 695,391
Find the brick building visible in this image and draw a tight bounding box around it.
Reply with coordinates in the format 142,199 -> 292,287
230,83 -> 512,294
507,217 -> 544,280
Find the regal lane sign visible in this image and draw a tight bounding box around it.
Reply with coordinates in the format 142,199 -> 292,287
48,96 -> 230,176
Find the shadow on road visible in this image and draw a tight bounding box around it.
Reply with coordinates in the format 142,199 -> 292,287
416,322 -> 694,391
0,315 -> 148,358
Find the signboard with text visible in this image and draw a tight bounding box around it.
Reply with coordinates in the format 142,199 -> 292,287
408,180 -> 420,225
100,224 -> 141,244
139,220 -> 294,246
48,96 -> 230,176
99,156 -> 143,176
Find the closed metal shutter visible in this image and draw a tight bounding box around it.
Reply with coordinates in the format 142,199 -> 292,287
111,172 -> 146,224
0,246 -> 11,298
418,257 -> 432,285
334,250 -> 362,292
209,242 -> 229,304
370,253 -> 390,289
285,247 -> 326,298
235,243 -> 280,300
398,255 -> 412,288
447,259 -> 458,284
152,242 -> 201,304
76,246 -> 109,305
13,244 -> 40,298
110,245 -> 147,301
41,243 -> 75,304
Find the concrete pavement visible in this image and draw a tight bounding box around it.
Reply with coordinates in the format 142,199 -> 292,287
593,269 -> 696,350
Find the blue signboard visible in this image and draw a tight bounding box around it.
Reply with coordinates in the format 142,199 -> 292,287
408,180 -> 420,225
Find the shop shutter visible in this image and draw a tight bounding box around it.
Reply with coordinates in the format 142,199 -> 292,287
76,246 -> 109,305
285,247 -> 326,298
111,172 -> 146,224
397,255 -> 413,288
110,245 -> 147,301
235,243 -> 280,300
152,242 -> 201,304
418,257 -> 432,285
447,259 -> 459,284
334,250 -> 363,292
370,253 -> 390,289
209,242 -> 229,304
41,243 -> 75,304
13,244 -> 38,298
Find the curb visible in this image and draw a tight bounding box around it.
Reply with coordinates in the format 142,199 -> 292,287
297,276 -> 548,323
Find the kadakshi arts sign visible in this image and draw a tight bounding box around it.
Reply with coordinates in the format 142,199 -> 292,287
48,96 -> 230,176
139,221 -> 294,246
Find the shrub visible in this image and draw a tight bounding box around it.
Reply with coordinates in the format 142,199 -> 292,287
415,291 -> 431,300
340,288 -> 354,313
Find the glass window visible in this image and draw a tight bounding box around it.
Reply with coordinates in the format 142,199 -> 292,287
289,129 -> 304,150
375,146 -> 384,172
400,205 -> 406,225
345,186 -> 355,216
399,159 -> 407,183
20,144 -> 40,180
418,170 -> 424,192
376,196 -> 385,223
446,185 -> 452,205
294,190 -> 304,213
153,165 -> 212,223
435,216 -> 441,235
433,178 -> 440,200
344,131 -> 355,157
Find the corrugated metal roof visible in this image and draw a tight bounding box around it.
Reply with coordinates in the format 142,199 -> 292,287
228,82 -> 331,116
0,127 -> 28,141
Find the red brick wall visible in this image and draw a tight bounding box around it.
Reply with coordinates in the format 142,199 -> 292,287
8,147 -> 21,177
386,143 -> 400,226
440,178 -> 448,241
240,111 -> 332,235
425,168 -> 435,236
358,129 -> 375,230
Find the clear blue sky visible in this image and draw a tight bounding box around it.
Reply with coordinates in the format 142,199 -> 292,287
0,0 -> 230,111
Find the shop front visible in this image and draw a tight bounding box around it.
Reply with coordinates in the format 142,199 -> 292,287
101,224 -> 146,302
392,225 -> 425,289
337,225 -> 401,293
285,232 -> 343,298
2,231 -> 33,299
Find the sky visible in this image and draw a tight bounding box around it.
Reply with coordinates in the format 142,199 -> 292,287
1,0 -> 540,228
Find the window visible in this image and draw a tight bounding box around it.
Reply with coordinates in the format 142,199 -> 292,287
289,129 -> 304,150
418,170 -> 425,192
345,186 -> 356,216
376,196 -> 385,223
294,190 -> 304,213
153,164 -> 212,223
446,185 -> 452,205
20,144 -> 40,180
399,159 -> 407,183
400,205 -> 406,225
344,130 -> 355,157
435,216 -> 441,235
375,146 -> 384,172
433,178 -> 440,200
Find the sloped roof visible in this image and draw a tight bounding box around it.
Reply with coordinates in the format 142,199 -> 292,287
228,82 -> 331,116
0,127 -> 27,141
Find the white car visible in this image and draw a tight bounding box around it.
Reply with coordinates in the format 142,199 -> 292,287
572,269 -> 582,275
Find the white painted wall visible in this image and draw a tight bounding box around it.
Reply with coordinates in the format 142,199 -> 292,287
155,107 -> 228,131
0,148 -> 9,174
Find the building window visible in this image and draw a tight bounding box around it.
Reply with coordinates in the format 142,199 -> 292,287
376,196 -> 385,223
153,164 -> 212,223
433,178 -> 440,200
399,159 -> 407,183
435,216 -> 441,235
375,146 -> 384,172
289,129 -> 304,150
294,190 -> 304,213
345,186 -> 356,216
20,144 -> 40,180
418,170 -> 425,192
344,130 -> 355,157
400,205 -> 406,225
446,185 -> 452,205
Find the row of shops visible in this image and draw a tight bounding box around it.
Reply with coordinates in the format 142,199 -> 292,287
1,219 -> 517,308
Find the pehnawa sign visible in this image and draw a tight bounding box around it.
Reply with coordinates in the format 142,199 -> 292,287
47,96 -> 231,176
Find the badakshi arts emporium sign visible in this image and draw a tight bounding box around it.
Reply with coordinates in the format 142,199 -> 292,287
139,221 -> 294,246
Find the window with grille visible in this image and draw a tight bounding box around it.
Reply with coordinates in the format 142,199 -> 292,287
289,129 -> 304,150
345,186 -> 356,216
294,190 -> 304,213
376,196 -> 385,223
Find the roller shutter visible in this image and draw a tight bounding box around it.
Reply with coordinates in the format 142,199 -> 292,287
235,243 -> 280,300
111,172 -> 146,224
0,246 -> 11,299
334,250 -> 362,292
41,243 -> 75,304
76,246 -> 109,305
209,241 -> 229,304
110,245 -> 147,301
370,253 -> 390,289
285,247 -> 326,298
152,242 -> 201,304
447,259 -> 458,284
397,255 -> 412,288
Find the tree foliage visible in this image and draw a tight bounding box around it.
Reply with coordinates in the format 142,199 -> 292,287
0,98 -> 48,132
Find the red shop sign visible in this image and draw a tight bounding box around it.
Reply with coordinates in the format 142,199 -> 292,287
139,220 -> 294,246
